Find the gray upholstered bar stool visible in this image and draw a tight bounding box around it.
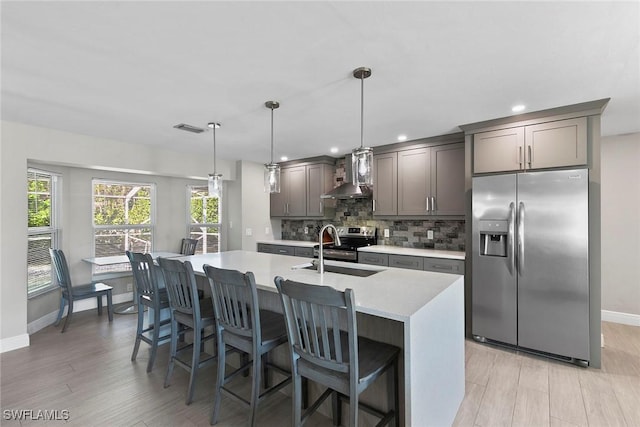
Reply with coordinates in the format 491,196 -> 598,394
275,277 -> 400,427
203,265 -> 291,426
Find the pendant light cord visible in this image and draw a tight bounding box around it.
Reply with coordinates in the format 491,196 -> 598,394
270,106 -> 274,164
213,125 -> 217,174
360,74 -> 364,149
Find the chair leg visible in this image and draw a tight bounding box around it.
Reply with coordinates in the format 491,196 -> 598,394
147,305 -> 161,373
249,350 -> 261,427
332,391 -> 341,427
106,290 -> 113,322
211,332 -> 225,425
186,325 -> 201,405
132,300 -> 143,362
54,296 -> 65,326
392,358 -> 399,427
61,300 -> 74,333
164,318 -> 178,388
97,294 -> 103,316
262,352 -> 270,389
292,372 -> 302,427
349,391 -> 358,427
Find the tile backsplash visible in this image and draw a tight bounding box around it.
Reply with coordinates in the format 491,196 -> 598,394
281,197 -> 465,251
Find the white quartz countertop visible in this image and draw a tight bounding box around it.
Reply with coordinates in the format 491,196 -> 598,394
256,239 -> 316,248
178,250 -> 462,323
358,245 -> 466,260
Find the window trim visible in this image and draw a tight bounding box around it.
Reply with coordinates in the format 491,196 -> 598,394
91,179 -> 156,274
186,185 -> 222,254
27,168 -> 61,298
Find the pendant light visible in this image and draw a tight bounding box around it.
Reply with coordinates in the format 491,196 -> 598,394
207,122 -> 222,197
264,101 -> 281,193
352,67 -> 373,186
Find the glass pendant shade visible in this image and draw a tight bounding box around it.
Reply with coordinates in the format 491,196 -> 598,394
264,163 -> 281,193
208,173 -> 223,198
352,146 -> 373,186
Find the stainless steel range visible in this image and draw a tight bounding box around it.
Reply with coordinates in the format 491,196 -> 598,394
313,226 -> 377,262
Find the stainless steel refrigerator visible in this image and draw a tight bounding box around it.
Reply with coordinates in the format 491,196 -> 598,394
472,168 -> 590,363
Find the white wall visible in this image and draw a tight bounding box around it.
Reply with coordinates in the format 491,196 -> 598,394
0,121 -> 269,352
601,132 -> 640,320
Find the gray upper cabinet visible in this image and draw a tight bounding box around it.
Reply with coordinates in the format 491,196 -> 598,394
306,163 -> 335,217
473,117 -> 587,174
473,127 -> 525,174
372,152 -> 397,216
398,148 -> 431,215
431,143 -> 465,215
270,166 -> 306,217
525,117 -> 587,170
397,143 -> 465,216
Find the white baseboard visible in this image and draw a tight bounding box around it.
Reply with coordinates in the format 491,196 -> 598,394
602,309 -> 640,327
26,292 -> 133,335
0,333 -> 30,353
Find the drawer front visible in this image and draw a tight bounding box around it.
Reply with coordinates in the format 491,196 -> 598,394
389,254 -> 424,270
358,252 -> 389,267
423,257 -> 465,274
294,247 -> 314,258
257,244 -> 296,256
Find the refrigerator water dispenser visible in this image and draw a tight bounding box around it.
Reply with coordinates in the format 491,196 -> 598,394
479,220 -> 508,257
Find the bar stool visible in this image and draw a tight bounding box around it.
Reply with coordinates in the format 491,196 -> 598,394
275,276 -> 400,427
158,257 -> 216,405
203,265 -> 291,426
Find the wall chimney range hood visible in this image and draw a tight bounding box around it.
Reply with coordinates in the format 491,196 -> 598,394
321,155 -> 372,199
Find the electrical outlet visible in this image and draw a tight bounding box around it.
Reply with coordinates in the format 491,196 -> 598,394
126,283 -> 133,292
384,229 -> 390,238
245,228 -> 253,236
427,230 -> 434,240
304,227 -> 309,234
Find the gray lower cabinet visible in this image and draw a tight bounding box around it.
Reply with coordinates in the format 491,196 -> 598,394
389,254 -> 423,270
423,257 -> 465,274
257,243 -> 314,258
294,247 -> 314,258
359,251 -> 464,274
358,252 -> 389,266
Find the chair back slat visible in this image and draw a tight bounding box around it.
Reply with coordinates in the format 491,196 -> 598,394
126,251 -> 159,298
203,265 -> 259,340
180,238 -> 198,255
275,277 -> 357,375
49,248 -> 72,292
158,257 -> 199,318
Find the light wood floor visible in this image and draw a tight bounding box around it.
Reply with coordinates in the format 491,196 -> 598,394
1,310 -> 639,426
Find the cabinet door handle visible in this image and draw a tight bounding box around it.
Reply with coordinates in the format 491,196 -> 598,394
373,199 -> 376,212
431,196 -> 436,212
319,201 -> 323,213
519,146 -> 523,168
426,197 -> 430,212
527,145 -> 532,168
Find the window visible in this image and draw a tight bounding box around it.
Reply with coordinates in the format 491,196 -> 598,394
187,186 -> 220,254
28,168 -> 60,297
93,180 -> 155,273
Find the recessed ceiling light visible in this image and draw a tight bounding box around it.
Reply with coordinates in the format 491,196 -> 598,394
280,156 -> 288,161
397,134 -> 408,142
330,147 -> 339,154
512,104 -> 526,113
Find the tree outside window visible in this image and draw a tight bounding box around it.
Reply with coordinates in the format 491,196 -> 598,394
188,186 -> 220,254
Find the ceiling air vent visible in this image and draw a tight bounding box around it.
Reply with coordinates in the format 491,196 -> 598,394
173,123 -> 205,134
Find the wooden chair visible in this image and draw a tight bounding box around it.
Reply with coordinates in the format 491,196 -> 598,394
158,257 -> 216,405
180,238 -> 198,255
49,248 -> 113,333
126,251 -> 171,373
274,277 -> 400,427
203,265 -> 291,426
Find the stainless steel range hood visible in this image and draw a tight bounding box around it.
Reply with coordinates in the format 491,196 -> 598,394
321,155 -> 372,199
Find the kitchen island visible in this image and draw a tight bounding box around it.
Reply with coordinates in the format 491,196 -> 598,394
179,250 -> 464,427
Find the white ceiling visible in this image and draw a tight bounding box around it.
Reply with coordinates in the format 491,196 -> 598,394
2,1 -> 639,165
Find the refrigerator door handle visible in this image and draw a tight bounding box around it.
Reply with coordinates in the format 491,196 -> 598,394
518,201 -> 525,275
508,202 -> 516,275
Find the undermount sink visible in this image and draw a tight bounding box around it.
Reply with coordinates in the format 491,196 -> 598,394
302,263 -> 382,277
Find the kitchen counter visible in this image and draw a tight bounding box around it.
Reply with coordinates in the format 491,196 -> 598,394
358,245 -> 465,260
179,250 -> 464,426
255,239 -> 316,248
